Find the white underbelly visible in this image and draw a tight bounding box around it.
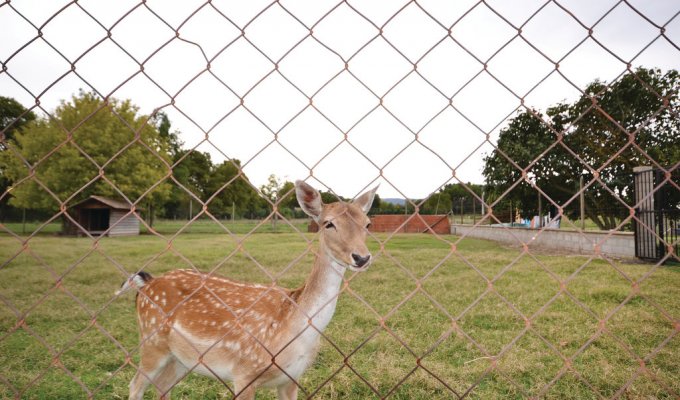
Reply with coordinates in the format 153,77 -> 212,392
172,345 -> 312,388
168,322 -> 322,388
168,324 -> 236,381
173,346 -> 236,382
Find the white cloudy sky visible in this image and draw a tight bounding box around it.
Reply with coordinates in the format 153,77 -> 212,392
1,0 -> 678,199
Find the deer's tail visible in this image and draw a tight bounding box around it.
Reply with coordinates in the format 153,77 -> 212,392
115,271 -> 153,296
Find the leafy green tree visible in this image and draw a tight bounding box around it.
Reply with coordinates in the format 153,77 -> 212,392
482,107 -> 572,218
369,196 -> 406,215
1,96 -> 36,149
1,91 -> 171,217
483,67 -> 679,229
207,160 -> 259,219
153,111 -> 182,158
421,190 -> 453,214
276,180 -> 298,218
1,96 -> 37,219
165,150 -> 213,219
259,174 -> 286,226
260,174 -> 282,205
564,67 -> 679,228
319,190 -> 347,204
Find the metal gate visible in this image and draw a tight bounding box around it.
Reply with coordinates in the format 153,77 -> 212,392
634,167 -> 680,262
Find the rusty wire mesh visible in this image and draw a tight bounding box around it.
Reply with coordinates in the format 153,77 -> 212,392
1,0 -> 679,399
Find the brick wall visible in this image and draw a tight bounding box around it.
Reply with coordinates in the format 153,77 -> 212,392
309,214 -> 451,234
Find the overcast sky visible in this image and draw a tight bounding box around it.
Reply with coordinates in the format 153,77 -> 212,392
1,0 -> 678,199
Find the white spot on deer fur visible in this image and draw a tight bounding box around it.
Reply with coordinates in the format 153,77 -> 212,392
154,295 -> 159,302
150,317 -> 156,325
222,341 -> 240,352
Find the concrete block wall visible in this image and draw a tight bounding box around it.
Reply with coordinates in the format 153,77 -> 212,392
451,224 -> 635,258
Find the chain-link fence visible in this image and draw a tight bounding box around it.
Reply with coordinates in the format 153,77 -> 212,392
1,1 -> 679,399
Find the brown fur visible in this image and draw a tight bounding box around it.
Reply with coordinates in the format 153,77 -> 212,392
127,181 -> 377,399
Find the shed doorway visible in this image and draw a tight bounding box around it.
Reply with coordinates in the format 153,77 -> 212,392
87,208 -> 110,233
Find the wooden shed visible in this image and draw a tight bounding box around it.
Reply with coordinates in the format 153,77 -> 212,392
65,196 -> 140,236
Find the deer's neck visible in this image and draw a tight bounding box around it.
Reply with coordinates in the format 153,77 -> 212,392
292,250 -> 346,334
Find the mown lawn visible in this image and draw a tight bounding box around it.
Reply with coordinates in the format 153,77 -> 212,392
0,218 -> 309,237
0,229 -> 678,399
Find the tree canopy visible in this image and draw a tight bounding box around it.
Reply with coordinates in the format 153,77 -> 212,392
1,96 -> 38,217
1,96 -> 36,149
482,67 -> 680,229
1,91 -> 172,212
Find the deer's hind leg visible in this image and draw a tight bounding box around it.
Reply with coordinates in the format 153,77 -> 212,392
153,357 -> 188,399
129,343 -> 173,400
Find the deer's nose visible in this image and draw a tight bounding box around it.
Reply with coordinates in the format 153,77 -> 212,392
351,253 -> 371,268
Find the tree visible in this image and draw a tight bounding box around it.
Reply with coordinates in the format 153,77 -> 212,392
207,160 -> 259,219
259,174 -> 285,226
1,91 -> 172,218
152,111 -> 182,158
1,96 -> 37,219
164,150 -> 213,219
421,191 -> 453,214
483,67 -> 680,229
319,190 -> 347,204
482,107 -> 572,219
260,174 -> 282,205
276,180 -> 298,218
1,96 -> 36,149
563,68 -> 679,229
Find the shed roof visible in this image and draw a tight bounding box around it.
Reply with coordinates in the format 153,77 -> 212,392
72,195 -> 133,210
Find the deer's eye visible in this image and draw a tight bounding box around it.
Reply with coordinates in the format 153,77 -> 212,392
324,221 -> 335,230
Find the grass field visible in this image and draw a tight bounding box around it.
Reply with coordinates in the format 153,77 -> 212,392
0,218 -> 310,237
1,213 -> 626,238
0,228 -> 678,399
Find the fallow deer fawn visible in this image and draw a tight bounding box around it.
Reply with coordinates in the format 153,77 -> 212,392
120,180 -> 377,399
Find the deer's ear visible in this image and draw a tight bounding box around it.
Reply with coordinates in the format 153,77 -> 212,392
353,185 -> 379,214
295,180 -> 323,221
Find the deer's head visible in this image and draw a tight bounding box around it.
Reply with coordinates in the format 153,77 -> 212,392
295,180 -> 378,271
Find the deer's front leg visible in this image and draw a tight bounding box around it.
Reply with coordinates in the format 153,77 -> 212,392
277,381 -> 298,400
234,379 -> 257,400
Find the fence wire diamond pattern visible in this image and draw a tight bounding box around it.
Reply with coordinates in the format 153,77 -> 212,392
1,0 -> 679,399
